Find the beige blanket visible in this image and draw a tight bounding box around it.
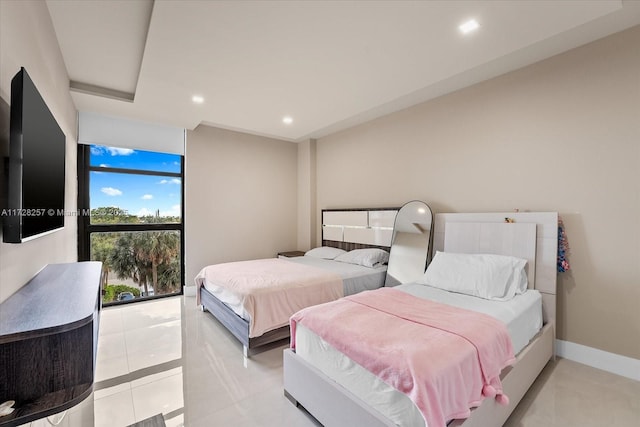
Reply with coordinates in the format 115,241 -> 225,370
195,258 -> 343,337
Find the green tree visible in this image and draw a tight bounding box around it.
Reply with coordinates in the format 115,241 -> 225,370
107,231 -> 180,296
89,207 -> 181,299
108,233 -> 152,296
90,232 -> 118,286
91,207 -> 139,224
136,231 -> 180,294
158,254 -> 181,293
89,207 -> 137,284
140,213 -> 180,224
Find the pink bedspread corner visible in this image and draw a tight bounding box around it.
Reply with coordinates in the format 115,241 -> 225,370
291,287 -> 515,427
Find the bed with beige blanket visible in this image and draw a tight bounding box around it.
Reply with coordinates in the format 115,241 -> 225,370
196,207 -> 397,356
196,254 -> 387,356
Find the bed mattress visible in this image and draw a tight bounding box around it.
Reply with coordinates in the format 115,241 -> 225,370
201,256 -> 386,321
294,284 -> 543,427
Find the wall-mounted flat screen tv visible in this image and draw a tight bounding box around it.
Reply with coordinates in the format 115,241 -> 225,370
2,67 -> 66,243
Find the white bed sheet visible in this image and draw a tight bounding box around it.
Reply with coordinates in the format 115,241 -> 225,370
202,256 -> 386,321
294,285 -> 543,427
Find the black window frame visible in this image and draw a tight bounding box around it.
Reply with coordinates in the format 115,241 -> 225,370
77,144 -> 185,305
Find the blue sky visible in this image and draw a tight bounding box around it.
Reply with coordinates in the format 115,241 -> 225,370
90,146 -> 182,217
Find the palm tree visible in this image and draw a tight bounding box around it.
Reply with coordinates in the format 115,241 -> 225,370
108,233 -> 152,296
158,256 -> 182,294
136,231 -> 180,293
158,255 -> 181,293
108,231 -> 180,297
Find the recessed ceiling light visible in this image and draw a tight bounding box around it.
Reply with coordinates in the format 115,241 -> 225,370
282,116 -> 293,125
459,19 -> 479,34
192,95 -> 204,104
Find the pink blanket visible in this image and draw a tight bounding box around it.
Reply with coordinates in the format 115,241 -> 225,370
195,258 -> 343,337
290,288 -> 515,427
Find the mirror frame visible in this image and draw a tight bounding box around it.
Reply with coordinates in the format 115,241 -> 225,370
384,200 -> 434,287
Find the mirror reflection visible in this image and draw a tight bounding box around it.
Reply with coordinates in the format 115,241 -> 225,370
384,201 -> 433,287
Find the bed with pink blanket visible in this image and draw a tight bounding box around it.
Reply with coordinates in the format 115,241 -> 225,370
291,288 -> 516,427
283,212 -> 558,427
196,258 -> 345,338
196,251 -> 388,356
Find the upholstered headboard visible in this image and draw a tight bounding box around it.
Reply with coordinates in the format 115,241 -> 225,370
322,208 -> 398,251
433,212 -> 558,326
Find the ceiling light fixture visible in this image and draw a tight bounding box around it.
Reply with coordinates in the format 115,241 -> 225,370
282,116 -> 293,125
192,95 -> 204,104
459,19 -> 479,34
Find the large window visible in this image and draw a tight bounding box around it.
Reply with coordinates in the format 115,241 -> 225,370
78,144 -> 184,305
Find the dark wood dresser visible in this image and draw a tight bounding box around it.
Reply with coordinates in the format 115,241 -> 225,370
0,261 -> 102,426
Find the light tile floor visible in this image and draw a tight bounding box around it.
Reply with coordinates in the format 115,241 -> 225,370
94,296 -> 640,427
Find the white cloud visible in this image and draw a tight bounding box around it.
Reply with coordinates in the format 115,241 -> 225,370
159,178 -> 181,185
99,164 -> 109,168
137,208 -> 153,217
141,194 -> 153,200
91,146 -> 135,156
101,187 -> 123,196
106,147 -> 135,156
160,204 -> 182,217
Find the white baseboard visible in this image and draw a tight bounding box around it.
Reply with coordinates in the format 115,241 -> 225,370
555,339 -> 640,381
183,285 -> 196,297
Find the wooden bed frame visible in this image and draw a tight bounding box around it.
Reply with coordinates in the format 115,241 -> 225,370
283,212 -> 558,426
199,207 -> 398,357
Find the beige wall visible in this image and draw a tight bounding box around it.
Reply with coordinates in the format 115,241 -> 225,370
184,125 -> 298,285
297,139 -> 317,251
315,26 -> 640,359
0,0 -> 78,303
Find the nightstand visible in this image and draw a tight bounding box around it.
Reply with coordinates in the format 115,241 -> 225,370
277,250 -> 305,259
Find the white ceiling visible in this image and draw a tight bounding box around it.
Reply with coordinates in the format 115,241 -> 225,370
46,0 -> 640,142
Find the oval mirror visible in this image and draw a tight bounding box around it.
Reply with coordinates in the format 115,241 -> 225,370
384,201 -> 434,287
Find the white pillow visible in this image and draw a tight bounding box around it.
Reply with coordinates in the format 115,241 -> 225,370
419,251 -> 528,301
304,246 -> 347,260
334,248 -> 389,268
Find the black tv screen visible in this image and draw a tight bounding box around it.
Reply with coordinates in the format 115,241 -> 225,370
2,67 -> 66,243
